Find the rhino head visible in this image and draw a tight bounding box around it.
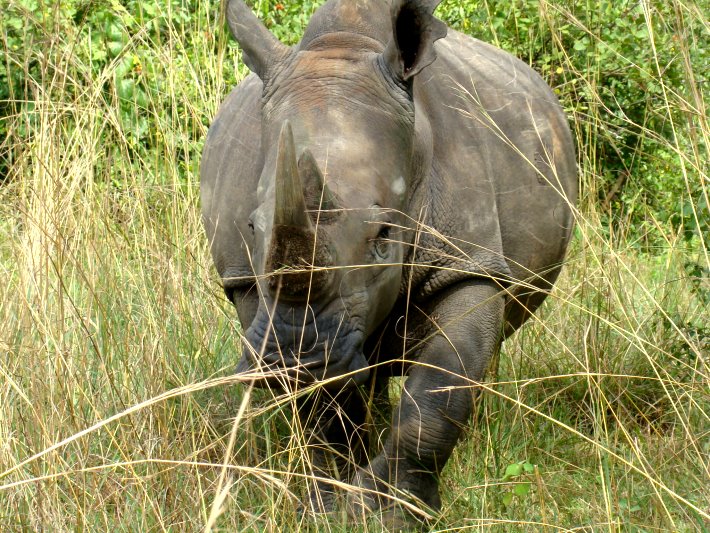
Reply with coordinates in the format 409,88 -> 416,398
227,0 -> 447,390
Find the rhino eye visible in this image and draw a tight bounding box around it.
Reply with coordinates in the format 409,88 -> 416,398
247,220 -> 255,235
373,226 -> 391,259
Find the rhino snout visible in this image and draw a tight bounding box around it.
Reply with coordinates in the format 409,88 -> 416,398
237,319 -> 370,390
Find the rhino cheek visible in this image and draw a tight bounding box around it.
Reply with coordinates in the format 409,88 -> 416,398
363,265 -> 403,333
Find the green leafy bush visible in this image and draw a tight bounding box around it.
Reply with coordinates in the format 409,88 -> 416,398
1,0 -> 230,185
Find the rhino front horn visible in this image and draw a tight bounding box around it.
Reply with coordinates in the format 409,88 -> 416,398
273,121 -> 312,230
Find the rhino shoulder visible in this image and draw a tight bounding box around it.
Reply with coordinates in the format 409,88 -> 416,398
201,74 -> 264,288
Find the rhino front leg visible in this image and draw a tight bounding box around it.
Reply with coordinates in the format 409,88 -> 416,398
300,379 -> 390,515
349,280 -> 505,523
298,389 -> 367,514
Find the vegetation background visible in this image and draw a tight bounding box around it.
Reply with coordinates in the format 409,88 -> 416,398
0,0 -> 707,530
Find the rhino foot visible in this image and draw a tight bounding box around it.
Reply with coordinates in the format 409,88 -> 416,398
305,481 -> 338,516
346,455 -> 439,531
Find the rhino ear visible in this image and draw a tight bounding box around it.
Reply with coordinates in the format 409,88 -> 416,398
225,0 -> 292,80
383,0 -> 447,83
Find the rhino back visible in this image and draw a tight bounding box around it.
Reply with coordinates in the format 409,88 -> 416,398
299,0 -> 391,47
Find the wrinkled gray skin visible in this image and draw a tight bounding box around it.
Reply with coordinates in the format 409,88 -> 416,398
201,0 -> 576,525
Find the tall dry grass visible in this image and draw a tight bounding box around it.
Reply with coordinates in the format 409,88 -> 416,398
0,0 -> 707,531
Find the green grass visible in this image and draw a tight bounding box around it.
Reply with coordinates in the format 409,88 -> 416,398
1,0 -> 707,531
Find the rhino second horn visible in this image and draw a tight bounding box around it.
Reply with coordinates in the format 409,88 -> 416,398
273,121 -> 312,229
298,149 -> 341,212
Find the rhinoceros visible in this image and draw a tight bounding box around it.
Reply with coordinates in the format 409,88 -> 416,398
201,0 -> 577,523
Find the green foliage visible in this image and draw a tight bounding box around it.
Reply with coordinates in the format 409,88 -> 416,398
500,461 -> 535,508
1,0 -> 232,185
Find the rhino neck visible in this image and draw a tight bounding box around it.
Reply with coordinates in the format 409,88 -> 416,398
397,100 -> 435,297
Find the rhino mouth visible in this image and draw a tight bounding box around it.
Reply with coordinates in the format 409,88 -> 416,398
237,307 -> 370,390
